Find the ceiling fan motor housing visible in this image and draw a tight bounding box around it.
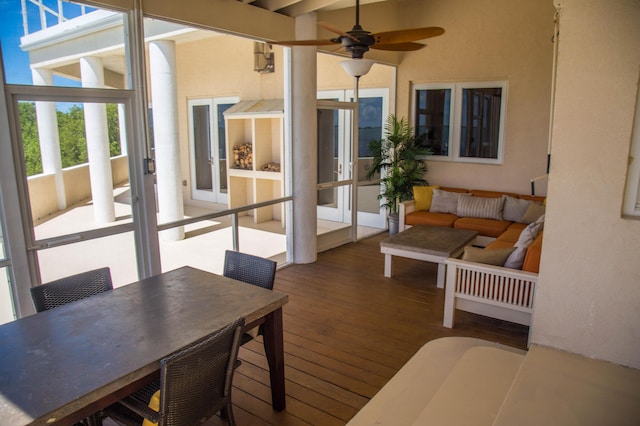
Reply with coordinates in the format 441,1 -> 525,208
339,24 -> 376,59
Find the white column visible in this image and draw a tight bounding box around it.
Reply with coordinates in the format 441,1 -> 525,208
31,68 -> 66,211
80,56 -> 116,224
291,14 -> 318,263
149,40 -> 184,241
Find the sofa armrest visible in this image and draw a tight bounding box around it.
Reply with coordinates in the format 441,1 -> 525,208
443,258 -> 538,328
399,200 -> 416,232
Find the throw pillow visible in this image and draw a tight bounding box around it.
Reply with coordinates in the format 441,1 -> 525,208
502,195 -> 531,222
430,189 -> 466,214
456,196 -> 505,220
413,185 -> 440,211
461,246 -> 516,266
503,215 -> 545,269
521,202 -> 546,224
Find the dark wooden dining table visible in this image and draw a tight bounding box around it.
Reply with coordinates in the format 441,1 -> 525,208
0,266 -> 288,425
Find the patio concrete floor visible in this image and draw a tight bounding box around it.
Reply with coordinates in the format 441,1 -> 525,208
33,187 -> 382,288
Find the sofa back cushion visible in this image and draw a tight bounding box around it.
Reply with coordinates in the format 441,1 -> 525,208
430,189 -> 466,214
520,202 -> 546,224
456,195 -> 505,220
522,231 -> 544,273
469,189 -> 519,199
504,215 -> 545,269
502,195 -> 532,222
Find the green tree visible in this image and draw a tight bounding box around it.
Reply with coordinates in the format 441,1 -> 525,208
106,103 -> 122,157
19,102 -> 43,176
19,102 -> 123,176
57,105 -> 88,168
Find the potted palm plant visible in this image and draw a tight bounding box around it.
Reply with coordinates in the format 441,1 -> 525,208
366,114 -> 431,234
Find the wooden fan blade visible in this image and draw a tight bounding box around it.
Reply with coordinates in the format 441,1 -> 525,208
371,42 -> 425,51
270,39 -> 336,46
318,21 -> 360,43
371,27 -> 444,45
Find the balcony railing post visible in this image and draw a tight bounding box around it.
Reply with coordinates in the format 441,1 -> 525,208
231,213 -> 239,251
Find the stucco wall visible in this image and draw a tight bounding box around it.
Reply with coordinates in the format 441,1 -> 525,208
175,35 -> 285,201
531,0 -> 640,369
27,155 -> 129,222
393,0 -> 555,195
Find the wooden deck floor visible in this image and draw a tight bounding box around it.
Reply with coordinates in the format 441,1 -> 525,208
222,232 -> 529,425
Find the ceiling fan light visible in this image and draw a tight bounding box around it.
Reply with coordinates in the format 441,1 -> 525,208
340,58 -> 375,77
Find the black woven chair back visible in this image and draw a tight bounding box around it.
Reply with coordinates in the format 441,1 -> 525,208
158,317 -> 245,426
223,250 -> 276,290
30,267 -> 113,312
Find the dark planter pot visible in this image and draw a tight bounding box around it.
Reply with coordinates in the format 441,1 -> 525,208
388,213 -> 400,235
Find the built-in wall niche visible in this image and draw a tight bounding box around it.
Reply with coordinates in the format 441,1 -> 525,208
224,99 -> 284,224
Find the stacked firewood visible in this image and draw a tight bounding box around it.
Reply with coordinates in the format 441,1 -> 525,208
261,162 -> 281,172
232,143 -> 253,169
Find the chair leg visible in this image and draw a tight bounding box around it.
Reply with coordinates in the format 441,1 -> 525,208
222,403 -> 236,426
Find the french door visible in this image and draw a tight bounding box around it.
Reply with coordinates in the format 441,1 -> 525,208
317,89 -> 388,229
5,84 -> 158,290
317,97 -> 351,223
188,97 -> 238,204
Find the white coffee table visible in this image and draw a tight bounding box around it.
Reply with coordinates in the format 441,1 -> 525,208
380,225 -> 478,288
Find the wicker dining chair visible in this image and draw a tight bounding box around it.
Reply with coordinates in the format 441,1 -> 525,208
30,267 -> 113,312
104,317 -> 245,426
223,250 -> 277,291
223,250 -> 276,344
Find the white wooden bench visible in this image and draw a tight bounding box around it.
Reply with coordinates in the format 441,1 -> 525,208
443,258 -> 537,327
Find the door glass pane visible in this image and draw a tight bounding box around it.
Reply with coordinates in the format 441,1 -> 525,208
16,98 -> 138,285
317,108 -> 339,208
358,97 -> 383,214
17,100 -> 132,240
193,104 -> 213,192
38,232 -> 137,288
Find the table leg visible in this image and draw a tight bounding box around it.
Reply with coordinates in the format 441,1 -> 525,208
437,263 -> 446,288
384,253 -> 393,277
262,307 -> 286,411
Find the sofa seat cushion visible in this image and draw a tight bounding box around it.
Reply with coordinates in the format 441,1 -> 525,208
406,211 -> 458,228
496,225 -> 527,244
454,217 -> 512,238
486,239 -> 515,250
461,246 -> 515,266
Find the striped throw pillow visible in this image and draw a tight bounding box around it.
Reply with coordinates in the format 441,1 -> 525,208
456,196 -> 505,220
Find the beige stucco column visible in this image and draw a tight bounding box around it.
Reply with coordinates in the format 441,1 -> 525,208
291,14 -> 318,263
31,68 -> 66,211
148,40 -> 184,241
80,56 -> 116,224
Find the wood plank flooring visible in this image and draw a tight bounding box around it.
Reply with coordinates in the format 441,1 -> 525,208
219,232 -> 529,425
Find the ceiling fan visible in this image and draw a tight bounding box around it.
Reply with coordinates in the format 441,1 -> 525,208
270,0 -> 444,59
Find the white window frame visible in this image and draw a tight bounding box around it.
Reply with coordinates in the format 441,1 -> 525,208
412,81 -> 508,165
623,84 -> 640,218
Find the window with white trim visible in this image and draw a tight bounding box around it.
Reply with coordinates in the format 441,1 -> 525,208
412,81 -> 508,164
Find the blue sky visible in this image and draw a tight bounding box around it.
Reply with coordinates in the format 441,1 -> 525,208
0,0 -> 89,85
0,0 -> 32,84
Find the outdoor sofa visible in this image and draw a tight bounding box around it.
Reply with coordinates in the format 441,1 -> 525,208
399,186 -> 546,327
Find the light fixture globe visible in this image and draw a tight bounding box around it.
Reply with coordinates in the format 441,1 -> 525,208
339,58 -> 375,77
